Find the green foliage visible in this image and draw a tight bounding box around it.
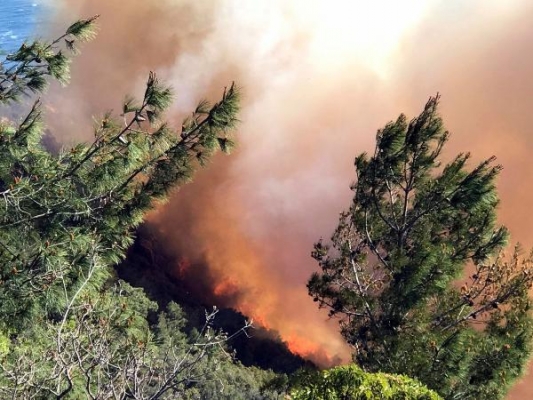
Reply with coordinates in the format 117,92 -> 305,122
0,332 -> 8,356
0,18 -> 282,399
289,364 -> 442,400
308,96 -> 533,399
0,45 -> 240,329
0,16 -> 99,101
0,282 -> 281,399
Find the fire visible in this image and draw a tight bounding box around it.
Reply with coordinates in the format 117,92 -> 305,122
285,334 -> 342,368
148,180 -> 351,365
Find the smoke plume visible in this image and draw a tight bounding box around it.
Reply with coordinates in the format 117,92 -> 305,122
45,0 -> 533,392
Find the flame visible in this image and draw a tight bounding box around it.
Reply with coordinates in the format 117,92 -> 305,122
285,334 -> 342,368
148,181 -> 351,365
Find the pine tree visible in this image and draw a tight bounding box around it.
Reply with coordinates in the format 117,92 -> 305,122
0,16 -> 239,326
0,18 -> 282,399
308,96 -> 533,399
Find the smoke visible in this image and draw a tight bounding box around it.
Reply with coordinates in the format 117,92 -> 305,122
45,0 -> 533,391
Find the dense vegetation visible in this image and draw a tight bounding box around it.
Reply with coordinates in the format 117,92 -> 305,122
289,364 -> 442,400
308,96 -> 533,398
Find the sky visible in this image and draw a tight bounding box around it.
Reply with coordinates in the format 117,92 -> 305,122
35,0 -> 533,396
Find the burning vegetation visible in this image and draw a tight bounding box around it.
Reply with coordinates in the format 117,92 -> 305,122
1,1 -> 533,398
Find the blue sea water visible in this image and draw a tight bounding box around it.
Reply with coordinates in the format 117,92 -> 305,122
0,0 -> 46,55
